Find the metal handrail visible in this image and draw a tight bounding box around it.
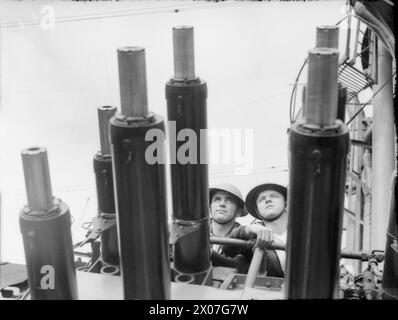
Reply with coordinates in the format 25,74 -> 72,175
290,14 -> 378,124
209,236 -> 384,262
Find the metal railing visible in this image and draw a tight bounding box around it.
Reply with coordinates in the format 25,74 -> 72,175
290,13 -> 377,124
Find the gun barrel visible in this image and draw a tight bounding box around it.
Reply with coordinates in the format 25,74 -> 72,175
173,26 -> 195,81
304,48 -> 339,127
20,147 -> 78,300
316,25 -> 339,49
167,26 -> 210,283
98,106 -> 117,155
117,47 -> 148,118
21,147 -> 53,212
112,47 -> 170,300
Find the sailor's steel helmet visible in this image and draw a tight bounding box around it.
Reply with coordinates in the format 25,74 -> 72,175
209,183 -> 248,217
245,183 -> 287,220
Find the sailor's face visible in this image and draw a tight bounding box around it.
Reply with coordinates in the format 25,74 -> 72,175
256,190 -> 285,220
210,191 -> 239,224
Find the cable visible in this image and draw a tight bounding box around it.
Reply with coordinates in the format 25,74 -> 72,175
81,221 -> 93,231
72,196 -> 90,237
0,3 -> 196,28
0,1 -> 247,30
289,58 -> 308,123
335,14 -> 351,27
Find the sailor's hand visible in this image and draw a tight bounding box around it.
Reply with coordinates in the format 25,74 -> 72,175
245,225 -> 274,251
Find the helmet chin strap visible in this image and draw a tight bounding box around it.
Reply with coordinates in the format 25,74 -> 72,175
217,217 -> 235,225
257,205 -> 286,223
212,208 -> 241,225
261,211 -> 284,222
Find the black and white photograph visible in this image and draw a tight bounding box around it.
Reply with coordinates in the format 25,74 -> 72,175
0,0 -> 396,303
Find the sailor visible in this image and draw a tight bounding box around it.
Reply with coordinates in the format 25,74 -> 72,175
225,183 -> 288,277
209,183 -> 251,273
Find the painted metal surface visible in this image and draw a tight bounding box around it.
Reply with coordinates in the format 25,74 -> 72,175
371,39 -> 395,251
166,27 -> 211,278
20,147 -> 77,300
111,48 -> 170,299
285,45 -> 350,299
94,106 -> 119,266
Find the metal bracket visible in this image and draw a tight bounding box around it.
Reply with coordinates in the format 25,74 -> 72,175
169,221 -> 201,245
94,214 -> 116,232
74,215 -> 116,249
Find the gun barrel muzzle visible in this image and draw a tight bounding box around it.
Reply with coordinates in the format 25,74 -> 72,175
21,147 -> 53,212
173,26 -> 195,81
304,48 -> 339,127
117,47 -> 148,118
98,106 -> 117,154
316,25 -> 339,49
